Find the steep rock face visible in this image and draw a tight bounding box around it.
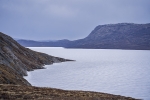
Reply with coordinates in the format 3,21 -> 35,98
0,32 -> 70,85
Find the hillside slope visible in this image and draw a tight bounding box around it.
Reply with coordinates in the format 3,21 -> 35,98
0,32 -> 70,85
69,23 -> 150,49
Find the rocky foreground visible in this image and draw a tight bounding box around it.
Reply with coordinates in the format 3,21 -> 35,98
0,32 -> 138,99
0,84 -> 138,100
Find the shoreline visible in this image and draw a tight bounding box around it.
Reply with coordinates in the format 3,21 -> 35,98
23,63 -> 139,100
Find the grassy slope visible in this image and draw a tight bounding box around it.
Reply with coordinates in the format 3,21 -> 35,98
0,84 -> 138,100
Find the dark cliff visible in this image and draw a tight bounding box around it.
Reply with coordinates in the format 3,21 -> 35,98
0,32 -> 70,85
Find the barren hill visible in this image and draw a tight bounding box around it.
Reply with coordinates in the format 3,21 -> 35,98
0,32 -> 69,85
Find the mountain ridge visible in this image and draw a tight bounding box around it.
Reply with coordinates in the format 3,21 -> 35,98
17,23 -> 150,50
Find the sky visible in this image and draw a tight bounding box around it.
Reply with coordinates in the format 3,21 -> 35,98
0,0 -> 150,40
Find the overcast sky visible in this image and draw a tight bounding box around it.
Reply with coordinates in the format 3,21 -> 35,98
0,0 -> 150,40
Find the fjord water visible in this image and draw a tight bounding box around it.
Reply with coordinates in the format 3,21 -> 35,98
25,47 -> 150,100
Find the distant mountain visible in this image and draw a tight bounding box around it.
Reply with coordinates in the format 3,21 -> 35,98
69,23 -> 150,49
17,39 -> 71,47
17,23 -> 150,50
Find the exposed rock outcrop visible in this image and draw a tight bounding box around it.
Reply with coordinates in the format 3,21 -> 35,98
0,32 -> 71,85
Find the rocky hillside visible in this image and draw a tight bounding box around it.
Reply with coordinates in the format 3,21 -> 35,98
18,23 -> 150,50
0,32 -> 70,85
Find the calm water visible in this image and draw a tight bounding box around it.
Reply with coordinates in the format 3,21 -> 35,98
25,47 -> 150,100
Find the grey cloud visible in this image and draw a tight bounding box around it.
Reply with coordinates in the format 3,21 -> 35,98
0,0 -> 150,40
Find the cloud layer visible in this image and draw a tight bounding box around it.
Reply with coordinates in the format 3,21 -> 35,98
0,0 -> 150,40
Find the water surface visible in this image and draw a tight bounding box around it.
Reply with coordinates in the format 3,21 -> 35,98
25,47 -> 150,100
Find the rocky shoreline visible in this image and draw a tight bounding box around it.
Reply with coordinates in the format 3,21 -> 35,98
0,32 -> 139,100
